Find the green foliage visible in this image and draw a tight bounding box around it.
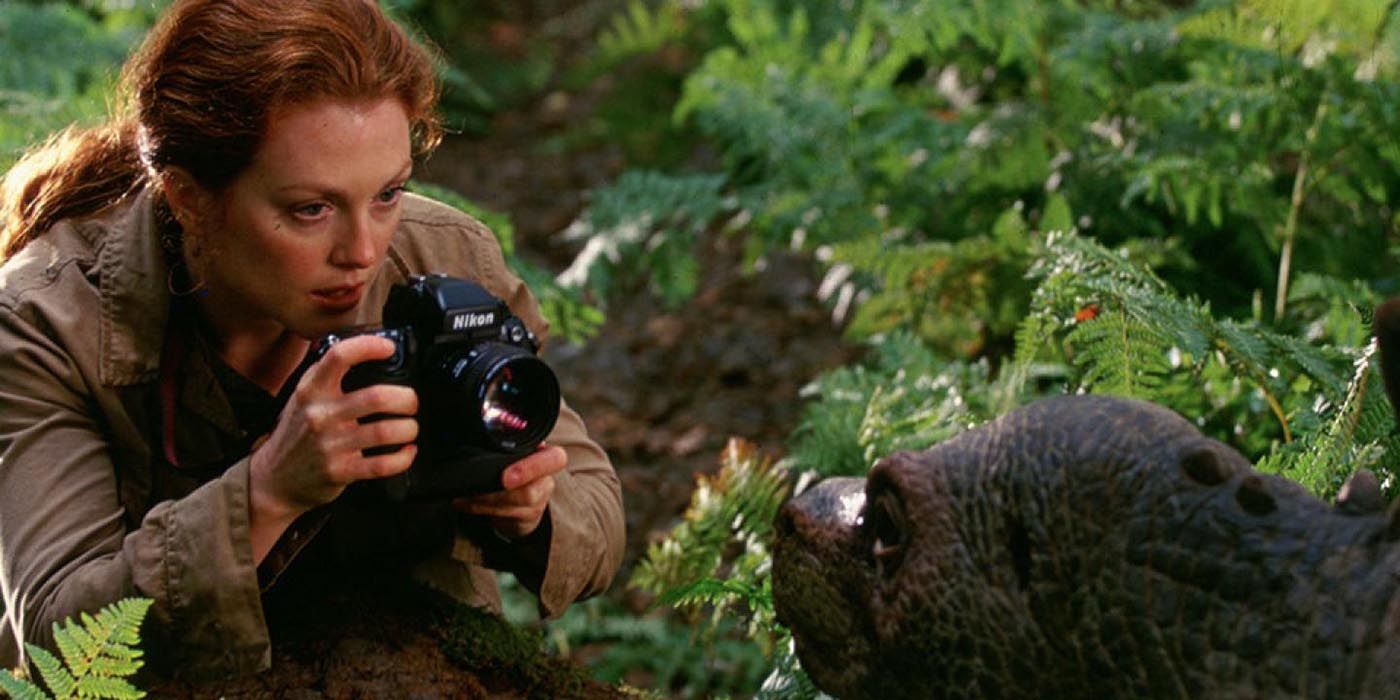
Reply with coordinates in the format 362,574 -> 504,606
519,594 -> 768,698
628,439 -> 809,696
1,598 -> 152,700
1178,0 -> 1397,68
0,3 -> 145,168
618,4 -> 1400,696
1010,229 -> 1391,482
571,0 -> 1400,318
1256,331 -> 1400,498
829,201 -> 1036,356
557,171 -> 728,308
381,0 -> 556,135
787,330 -> 1008,477
595,1 -> 690,67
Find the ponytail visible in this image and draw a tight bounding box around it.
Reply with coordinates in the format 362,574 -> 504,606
0,121 -> 144,263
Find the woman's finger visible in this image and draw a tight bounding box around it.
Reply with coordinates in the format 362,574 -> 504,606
499,445 -> 567,490
456,474 -> 554,511
340,443 -> 418,482
300,335 -> 398,395
342,415 -> 419,453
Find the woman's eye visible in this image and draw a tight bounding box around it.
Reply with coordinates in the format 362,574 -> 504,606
293,202 -> 330,219
377,186 -> 406,205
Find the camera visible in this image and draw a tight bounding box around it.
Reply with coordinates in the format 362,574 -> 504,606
317,273 -> 560,500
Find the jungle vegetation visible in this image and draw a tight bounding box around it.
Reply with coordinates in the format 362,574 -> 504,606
3,0 -> 1398,697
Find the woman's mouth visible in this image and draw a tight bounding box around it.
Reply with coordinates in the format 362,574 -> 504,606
310,283 -> 364,312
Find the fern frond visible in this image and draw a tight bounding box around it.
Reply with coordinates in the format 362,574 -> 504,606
755,635 -> 829,700
1066,303 -> 1171,398
657,578 -> 769,616
558,171 -> 728,308
1177,0 -> 1393,63
1260,339 -> 1400,498
16,598 -> 152,700
788,330 -> 1002,478
0,670 -> 49,700
26,647 -> 75,700
1012,230 -> 1354,450
596,0 -> 688,66
631,438 -> 791,598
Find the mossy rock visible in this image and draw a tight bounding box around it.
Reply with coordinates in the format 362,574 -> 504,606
147,577 -> 633,699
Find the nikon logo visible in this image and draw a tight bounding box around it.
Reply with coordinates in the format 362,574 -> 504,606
450,311 -> 496,331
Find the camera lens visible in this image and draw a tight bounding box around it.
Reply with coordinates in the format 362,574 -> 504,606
443,343 -> 560,452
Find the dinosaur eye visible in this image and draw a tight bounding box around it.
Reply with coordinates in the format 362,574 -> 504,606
865,489 -> 908,575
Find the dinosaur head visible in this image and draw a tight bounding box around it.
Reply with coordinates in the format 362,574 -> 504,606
772,301 -> 1400,698
772,394 -> 1287,698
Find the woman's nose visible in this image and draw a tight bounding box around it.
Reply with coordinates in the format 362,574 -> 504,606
332,210 -> 379,268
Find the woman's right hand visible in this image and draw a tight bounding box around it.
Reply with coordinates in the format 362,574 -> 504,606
248,335 -> 419,538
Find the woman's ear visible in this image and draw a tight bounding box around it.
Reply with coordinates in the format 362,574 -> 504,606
160,167 -> 213,233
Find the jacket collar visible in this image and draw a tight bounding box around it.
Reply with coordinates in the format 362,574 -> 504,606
96,187 -> 172,387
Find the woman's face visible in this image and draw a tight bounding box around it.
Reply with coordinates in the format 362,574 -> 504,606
192,96 -> 412,340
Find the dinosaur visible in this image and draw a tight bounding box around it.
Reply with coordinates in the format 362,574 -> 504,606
772,299 -> 1400,699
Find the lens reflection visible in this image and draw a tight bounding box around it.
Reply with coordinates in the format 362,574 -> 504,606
482,369 -> 530,438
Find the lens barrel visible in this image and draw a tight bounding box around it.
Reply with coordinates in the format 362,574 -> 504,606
442,342 -> 560,452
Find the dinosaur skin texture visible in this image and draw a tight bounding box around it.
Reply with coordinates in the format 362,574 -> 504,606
772,299 -> 1400,700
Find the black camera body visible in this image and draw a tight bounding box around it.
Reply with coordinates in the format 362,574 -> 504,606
319,273 -> 560,501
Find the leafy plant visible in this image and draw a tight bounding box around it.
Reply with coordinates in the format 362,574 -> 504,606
557,171 -> 728,309
0,3 -> 148,169
613,2 -> 1399,696
1,598 -> 152,700
627,438 -> 808,696
567,0 -> 1400,320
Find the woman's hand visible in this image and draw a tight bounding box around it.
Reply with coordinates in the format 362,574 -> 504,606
453,444 -> 567,540
248,335 -> 419,553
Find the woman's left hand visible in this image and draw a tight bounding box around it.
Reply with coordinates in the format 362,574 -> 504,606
453,444 -> 567,539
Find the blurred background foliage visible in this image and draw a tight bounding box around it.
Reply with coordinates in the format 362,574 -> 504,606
3,0 -> 1400,697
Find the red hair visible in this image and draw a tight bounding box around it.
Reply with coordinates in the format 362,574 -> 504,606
0,0 -> 442,261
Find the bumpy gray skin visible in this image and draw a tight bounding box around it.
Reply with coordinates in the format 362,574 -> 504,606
773,394 -> 1400,700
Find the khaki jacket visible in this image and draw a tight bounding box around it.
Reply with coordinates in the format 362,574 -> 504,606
0,189 -> 625,679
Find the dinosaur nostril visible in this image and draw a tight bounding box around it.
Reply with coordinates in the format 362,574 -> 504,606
775,501 -> 800,539
1181,447 -> 1230,486
1235,475 -> 1276,516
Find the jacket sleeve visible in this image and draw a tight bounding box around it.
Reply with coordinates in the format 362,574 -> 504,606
0,305 -> 270,679
529,398 -> 627,617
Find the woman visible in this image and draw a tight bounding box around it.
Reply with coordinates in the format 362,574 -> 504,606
0,0 -> 624,680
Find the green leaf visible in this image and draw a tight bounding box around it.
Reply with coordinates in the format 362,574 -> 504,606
0,668 -> 50,700
1040,193 -> 1075,233
26,645 -> 75,700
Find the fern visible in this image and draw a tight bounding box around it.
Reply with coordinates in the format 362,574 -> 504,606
1066,301 -> 1173,398
629,438 -> 817,695
1258,339 -> 1400,499
595,0 -> 690,67
573,0 -> 1400,333
1013,230 -> 1356,450
1177,0 -> 1396,66
557,171 -> 728,308
631,439 -> 789,608
2,598 -> 152,700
